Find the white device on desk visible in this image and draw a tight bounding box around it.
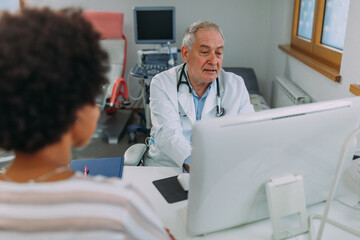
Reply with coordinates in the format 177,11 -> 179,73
187,97 -> 360,237
177,173 -> 190,191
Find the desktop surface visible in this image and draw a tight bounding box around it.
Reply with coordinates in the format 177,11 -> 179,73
122,166 -> 359,240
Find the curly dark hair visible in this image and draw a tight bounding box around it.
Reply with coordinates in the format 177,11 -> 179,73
0,8 -> 109,153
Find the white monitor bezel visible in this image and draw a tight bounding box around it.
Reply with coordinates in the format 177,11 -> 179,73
187,97 -> 360,236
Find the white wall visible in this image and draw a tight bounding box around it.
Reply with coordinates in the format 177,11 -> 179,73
25,0 -> 360,105
263,0 -> 294,103
339,0 -> 360,96
0,0 -> 20,12
25,0 -> 271,107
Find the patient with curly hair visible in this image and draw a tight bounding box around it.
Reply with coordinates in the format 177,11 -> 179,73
0,8 -> 172,239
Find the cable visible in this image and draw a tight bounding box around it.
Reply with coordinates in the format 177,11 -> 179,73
315,126 -> 360,240
335,198 -> 360,211
279,229 -> 310,240
310,214 -> 360,238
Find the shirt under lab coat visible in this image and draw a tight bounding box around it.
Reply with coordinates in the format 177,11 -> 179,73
144,64 -> 254,170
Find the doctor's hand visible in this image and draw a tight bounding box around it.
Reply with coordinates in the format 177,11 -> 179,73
183,156 -> 190,173
183,163 -> 190,173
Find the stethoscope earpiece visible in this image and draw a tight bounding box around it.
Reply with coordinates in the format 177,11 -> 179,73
178,63 -> 225,117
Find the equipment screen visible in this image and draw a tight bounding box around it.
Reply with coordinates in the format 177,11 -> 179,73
134,7 -> 175,44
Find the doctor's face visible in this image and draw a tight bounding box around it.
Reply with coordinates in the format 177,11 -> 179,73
182,28 -> 224,85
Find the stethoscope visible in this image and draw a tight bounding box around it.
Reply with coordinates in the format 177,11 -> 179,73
177,63 -> 225,117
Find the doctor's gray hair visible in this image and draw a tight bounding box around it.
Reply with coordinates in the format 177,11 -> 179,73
182,20 -> 224,50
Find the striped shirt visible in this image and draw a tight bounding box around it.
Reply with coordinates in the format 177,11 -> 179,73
0,172 -> 170,240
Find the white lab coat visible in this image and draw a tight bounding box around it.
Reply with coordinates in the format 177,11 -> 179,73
144,64 -> 254,169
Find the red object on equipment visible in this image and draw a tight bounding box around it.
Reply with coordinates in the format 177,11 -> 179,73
106,77 -> 130,114
106,33 -> 129,114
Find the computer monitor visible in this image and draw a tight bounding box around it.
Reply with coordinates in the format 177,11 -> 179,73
187,97 -> 360,236
133,7 -> 175,44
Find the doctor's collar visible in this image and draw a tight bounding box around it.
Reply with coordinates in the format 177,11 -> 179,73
182,64 -> 215,95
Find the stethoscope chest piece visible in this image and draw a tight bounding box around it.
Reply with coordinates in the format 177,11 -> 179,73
216,106 -> 225,117
215,78 -> 225,117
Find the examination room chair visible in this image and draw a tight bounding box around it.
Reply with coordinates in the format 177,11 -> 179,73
82,11 -> 132,144
124,143 -> 147,166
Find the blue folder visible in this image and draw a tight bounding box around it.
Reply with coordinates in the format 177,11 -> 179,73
69,157 -> 124,178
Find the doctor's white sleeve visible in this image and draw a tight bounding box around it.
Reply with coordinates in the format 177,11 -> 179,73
149,78 -> 191,167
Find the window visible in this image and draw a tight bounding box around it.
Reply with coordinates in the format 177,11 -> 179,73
19,0 -> 24,10
0,0 -> 24,12
280,0 -> 350,82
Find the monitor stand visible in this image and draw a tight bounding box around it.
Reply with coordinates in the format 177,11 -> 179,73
92,109 -> 133,144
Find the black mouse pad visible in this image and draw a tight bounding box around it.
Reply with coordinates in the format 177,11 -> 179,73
152,175 -> 188,204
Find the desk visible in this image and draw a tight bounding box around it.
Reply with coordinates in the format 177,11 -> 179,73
122,166 -> 360,240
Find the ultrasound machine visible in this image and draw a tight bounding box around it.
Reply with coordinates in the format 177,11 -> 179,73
128,6 -> 178,142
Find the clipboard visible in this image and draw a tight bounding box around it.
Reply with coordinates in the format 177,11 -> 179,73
69,157 -> 124,178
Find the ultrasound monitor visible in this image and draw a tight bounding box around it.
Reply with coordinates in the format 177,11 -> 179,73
133,7 -> 175,44
187,97 -> 360,236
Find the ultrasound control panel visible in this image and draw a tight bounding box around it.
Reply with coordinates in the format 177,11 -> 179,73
131,64 -> 169,79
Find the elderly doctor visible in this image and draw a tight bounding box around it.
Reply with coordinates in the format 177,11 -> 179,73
144,20 -> 254,171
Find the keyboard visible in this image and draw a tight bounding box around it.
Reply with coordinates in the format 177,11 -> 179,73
131,64 -> 169,78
